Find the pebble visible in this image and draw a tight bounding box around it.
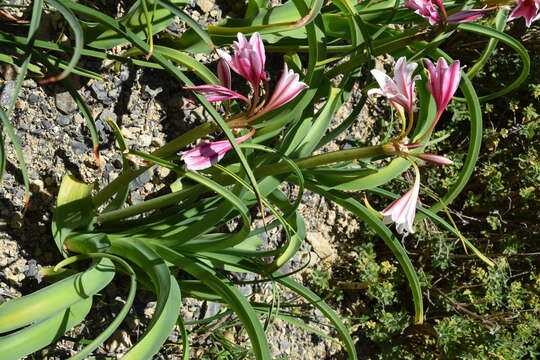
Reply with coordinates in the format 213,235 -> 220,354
139,134 -> 152,147
0,81 -> 15,107
23,79 -> 37,88
132,171 -> 151,190
55,91 -> 77,114
196,0 -> 215,12
306,232 -> 335,260
57,114 -> 72,126
28,93 -> 40,105
205,301 -> 222,318
70,139 -> 87,155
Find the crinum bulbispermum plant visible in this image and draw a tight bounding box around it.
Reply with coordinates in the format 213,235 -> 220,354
0,0 -> 534,358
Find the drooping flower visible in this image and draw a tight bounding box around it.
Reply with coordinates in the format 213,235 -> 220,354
217,32 -> 266,89
368,57 -> 420,115
183,84 -> 249,104
181,129 -> 255,171
423,57 -> 461,119
263,63 -> 308,112
381,171 -> 421,235
403,0 -> 441,24
508,0 -> 540,27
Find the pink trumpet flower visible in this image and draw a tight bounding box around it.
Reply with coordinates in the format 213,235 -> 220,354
183,84 -> 250,104
404,0 -> 490,24
413,153 -> 454,165
217,32 -> 266,89
403,0 -> 441,24
181,129 -> 255,171
508,0 -> 540,27
368,57 -> 420,115
423,57 -> 461,119
381,173 -> 421,235
264,63 -> 308,112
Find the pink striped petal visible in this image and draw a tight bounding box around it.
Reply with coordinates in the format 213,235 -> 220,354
423,57 -> 461,118
181,129 -> 255,171
184,84 -> 249,103
381,175 -> 420,235
368,57 -> 419,113
217,32 -> 266,88
508,0 -> 540,27
403,0 -> 441,24
265,64 -> 308,111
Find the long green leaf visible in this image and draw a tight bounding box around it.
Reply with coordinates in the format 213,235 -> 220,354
0,298 -> 93,360
154,246 -> 272,360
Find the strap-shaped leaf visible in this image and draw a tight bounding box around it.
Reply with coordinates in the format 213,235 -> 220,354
154,245 -> 272,360
108,238 -> 181,360
52,175 -> 95,256
0,298 -> 93,360
0,257 -> 114,333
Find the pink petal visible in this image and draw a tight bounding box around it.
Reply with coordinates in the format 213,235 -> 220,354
184,84 -> 249,103
508,0 -> 540,27
217,59 -> 231,89
181,129 -> 255,171
381,176 -> 420,235
369,58 -> 418,112
447,8 -> 490,23
265,64 -> 307,111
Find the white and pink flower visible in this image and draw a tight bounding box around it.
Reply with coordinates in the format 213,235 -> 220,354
217,32 -> 266,89
404,0 -> 441,25
368,57 -> 420,115
403,0 -> 491,24
412,153 -> 454,165
381,171 -> 421,235
264,64 -> 308,112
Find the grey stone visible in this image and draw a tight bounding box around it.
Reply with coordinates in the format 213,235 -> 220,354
28,93 -> 40,105
55,91 -> 77,114
99,109 -> 117,123
57,114 -> 72,126
108,88 -> 120,99
205,301 -> 222,318
70,139 -> 87,155
306,232 -> 335,260
144,85 -> 162,98
91,81 -> 111,103
0,81 -> 15,107
139,134 -> 152,147
132,171 -> 151,190
23,79 -> 37,88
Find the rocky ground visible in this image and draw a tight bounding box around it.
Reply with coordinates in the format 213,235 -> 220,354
0,1 -> 388,359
